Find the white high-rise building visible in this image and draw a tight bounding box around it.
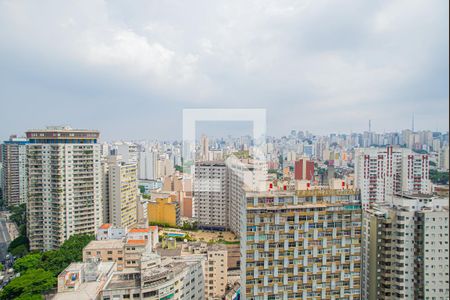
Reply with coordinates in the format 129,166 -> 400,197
228,158 -> 267,237
194,159 -> 267,234
1,136 -> 28,207
27,126 -> 103,251
137,147 -> 157,180
355,146 -> 431,207
111,142 -> 138,164
361,194 -> 449,299
194,161 -> 229,230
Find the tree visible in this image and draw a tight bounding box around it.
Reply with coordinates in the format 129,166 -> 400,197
13,253 -> 43,274
40,234 -> 94,276
0,263 -> 3,271
8,236 -> 29,255
430,169 -> 450,185
2,234 -> 94,299
0,269 -> 55,300
10,245 -> 29,258
8,204 -> 26,226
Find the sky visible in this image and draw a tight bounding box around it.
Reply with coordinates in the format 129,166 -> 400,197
0,0 -> 448,141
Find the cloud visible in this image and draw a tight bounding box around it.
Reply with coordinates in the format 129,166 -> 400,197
0,0 -> 448,140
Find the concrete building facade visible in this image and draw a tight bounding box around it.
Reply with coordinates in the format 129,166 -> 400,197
361,194 -> 449,299
194,161 -> 229,230
107,156 -> 139,229
26,126 -> 102,251
242,189 -> 362,300
355,146 -> 431,206
1,136 -> 28,207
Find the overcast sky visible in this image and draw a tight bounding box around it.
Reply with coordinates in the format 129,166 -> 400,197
0,0 -> 448,141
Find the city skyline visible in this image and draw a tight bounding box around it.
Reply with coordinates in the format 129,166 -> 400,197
0,1 -> 448,141
1,124 -> 449,144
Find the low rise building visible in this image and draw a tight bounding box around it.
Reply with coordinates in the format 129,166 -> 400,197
102,253 -> 204,300
83,240 -> 125,271
147,197 -> 180,227
55,254 -> 204,300
96,224 -> 126,241
55,261 -> 116,300
85,224 -> 159,271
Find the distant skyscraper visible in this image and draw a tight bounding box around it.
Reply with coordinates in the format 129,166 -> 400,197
111,142 -> 138,164
355,146 -> 431,207
27,126 -> 102,251
362,194 -> 449,299
1,136 -> 28,207
440,145 -> 450,171
138,147 -> 157,180
200,135 -> 209,161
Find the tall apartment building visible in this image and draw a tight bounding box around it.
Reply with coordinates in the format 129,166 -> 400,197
440,145 -> 450,171
194,161 -> 229,230
355,146 -> 431,206
137,146 -> 157,180
26,126 -> 102,251
194,159 -> 267,233
1,136 -> 28,207
242,189 -> 362,300
107,156 -> 139,228
200,135 -> 210,161
228,159 -> 267,237
361,194 -> 449,299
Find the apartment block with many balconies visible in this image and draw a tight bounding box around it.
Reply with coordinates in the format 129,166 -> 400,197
355,146 -> 431,207
107,155 -> 139,229
242,189 -> 362,300
1,136 -> 28,207
361,194 -> 449,299
26,126 -> 102,251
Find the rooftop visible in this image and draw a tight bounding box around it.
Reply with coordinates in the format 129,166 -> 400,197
99,224 -> 113,230
84,240 -> 124,250
129,228 -> 152,233
126,239 -> 147,245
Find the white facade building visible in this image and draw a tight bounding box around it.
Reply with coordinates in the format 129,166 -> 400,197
138,147 -> 157,180
111,142 -> 138,164
355,146 -> 431,206
194,161 -> 229,229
